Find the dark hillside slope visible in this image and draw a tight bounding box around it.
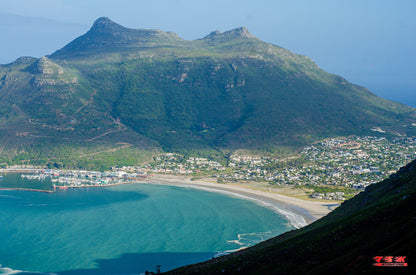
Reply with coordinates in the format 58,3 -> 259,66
168,159 -> 416,274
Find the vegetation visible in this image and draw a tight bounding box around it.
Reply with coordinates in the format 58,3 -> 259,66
1,142 -> 156,171
1,17 -> 416,168
168,158 -> 416,274
262,157 -> 308,170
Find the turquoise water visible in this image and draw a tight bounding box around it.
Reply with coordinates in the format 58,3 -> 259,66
0,176 -> 294,274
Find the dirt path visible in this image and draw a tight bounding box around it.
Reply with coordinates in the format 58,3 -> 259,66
87,116 -> 129,142
76,90 -> 97,113
87,127 -> 127,142
79,143 -> 132,158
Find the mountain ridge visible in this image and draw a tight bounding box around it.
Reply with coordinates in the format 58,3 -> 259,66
49,17 -> 184,59
200,26 -> 256,41
49,17 -> 261,60
0,17 -> 415,168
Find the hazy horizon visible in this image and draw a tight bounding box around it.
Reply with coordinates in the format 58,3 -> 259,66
0,0 -> 415,107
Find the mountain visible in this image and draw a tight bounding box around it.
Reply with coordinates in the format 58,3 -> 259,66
50,17 -> 184,59
1,17 -> 416,168
168,158 -> 416,274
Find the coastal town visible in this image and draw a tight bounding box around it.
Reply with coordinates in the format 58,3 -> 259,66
128,135 -> 416,200
1,136 -> 415,201
1,168 -> 149,191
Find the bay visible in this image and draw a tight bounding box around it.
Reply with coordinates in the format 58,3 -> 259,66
0,175 -> 293,274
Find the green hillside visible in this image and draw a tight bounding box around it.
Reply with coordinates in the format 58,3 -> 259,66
1,17 -> 415,168
168,158 -> 416,274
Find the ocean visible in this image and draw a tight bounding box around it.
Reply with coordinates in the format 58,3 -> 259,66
0,175 -> 294,274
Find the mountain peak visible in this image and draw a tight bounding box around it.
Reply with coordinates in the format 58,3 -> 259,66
26,56 -> 64,75
202,26 -> 256,41
204,30 -> 221,39
227,27 -> 254,38
93,16 -> 113,25
50,17 -> 182,59
90,17 -> 125,33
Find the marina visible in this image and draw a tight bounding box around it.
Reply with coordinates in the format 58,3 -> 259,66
0,167 -> 151,192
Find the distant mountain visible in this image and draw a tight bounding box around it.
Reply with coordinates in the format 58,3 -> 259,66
168,158 -> 416,274
0,13 -> 87,64
0,17 -> 415,168
50,17 -> 184,59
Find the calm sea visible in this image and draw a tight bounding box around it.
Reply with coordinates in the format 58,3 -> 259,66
0,174 -> 293,274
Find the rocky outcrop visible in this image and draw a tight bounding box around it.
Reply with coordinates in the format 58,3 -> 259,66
29,56 -> 64,75
202,27 -> 257,41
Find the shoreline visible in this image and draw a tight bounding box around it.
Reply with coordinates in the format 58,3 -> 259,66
143,174 -> 339,226
53,180 -> 138,190
0,172 -> 338,226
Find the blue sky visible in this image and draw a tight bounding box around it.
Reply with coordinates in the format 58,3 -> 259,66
0,0 -> 415,106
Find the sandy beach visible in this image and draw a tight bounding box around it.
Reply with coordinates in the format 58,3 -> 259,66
144,174 -> 339,227
0,170 -> 337,227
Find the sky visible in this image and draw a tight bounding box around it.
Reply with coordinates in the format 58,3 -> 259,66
0,0 -> 415,106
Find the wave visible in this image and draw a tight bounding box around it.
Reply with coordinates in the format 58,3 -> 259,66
227,231 -> 272,246
177,184 -> 308,229
22,204 -> 48,207
0,264 -> 56,275
0,265 -> 23,275
213,231 -> 275,258
0,195 -> 20,199
213,247 -> 247,258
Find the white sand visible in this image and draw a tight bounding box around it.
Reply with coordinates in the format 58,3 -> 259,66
144,174 -> 338,227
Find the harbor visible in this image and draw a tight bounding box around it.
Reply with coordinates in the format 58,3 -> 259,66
0,167 -> 151,192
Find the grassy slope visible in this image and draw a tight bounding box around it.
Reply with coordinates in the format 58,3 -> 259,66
168,159 -> 416,274
80,53 -> 416,150
1,19 -> 416,168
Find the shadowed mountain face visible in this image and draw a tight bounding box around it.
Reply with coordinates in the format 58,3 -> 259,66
168,158 -> 416,274
0,17 -> 415,163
